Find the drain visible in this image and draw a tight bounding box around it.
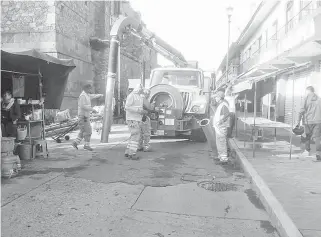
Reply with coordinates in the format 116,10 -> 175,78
197,181 -> 238,192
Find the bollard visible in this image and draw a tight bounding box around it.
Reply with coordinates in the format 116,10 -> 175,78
199,119 -> 217,155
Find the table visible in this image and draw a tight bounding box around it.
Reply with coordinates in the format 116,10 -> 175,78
237,117 -> 292,157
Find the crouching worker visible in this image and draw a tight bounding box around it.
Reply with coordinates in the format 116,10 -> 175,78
139,89 -> 155,152
72,84 -> 103,151
124,84 -> 147,160
213,91 -> 231,163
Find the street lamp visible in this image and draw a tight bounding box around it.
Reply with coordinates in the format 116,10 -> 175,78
226,6 -> 233,84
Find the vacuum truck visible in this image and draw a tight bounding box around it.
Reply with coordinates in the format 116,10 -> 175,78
146,62 -> 215,142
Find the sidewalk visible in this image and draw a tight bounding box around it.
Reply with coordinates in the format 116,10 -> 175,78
232,120 -> 321,237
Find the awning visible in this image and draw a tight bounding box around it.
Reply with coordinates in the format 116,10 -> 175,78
1,49 -> 76,109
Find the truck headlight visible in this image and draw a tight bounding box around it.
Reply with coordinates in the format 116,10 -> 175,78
191,105 -> 200,112
191,104 -> 205,113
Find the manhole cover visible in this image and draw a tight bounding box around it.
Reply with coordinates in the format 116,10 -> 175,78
197,181 -> 238,192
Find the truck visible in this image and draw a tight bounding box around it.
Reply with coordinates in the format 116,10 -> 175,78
146,64 -> 215,142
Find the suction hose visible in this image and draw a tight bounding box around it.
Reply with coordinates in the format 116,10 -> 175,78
199,118 -> 217,154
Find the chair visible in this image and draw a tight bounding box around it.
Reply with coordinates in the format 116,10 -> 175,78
33,139 -> 49,158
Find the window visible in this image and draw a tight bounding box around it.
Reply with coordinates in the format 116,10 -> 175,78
272,20 -> 278,40
286,1 -> 294,33
265,29 -> 268,48
113,1 -> 121,16
258,36 -> 262,54
300,1 -> 313,20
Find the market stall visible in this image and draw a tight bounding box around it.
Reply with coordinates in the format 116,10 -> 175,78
1,48 -> 75,177
232,63 -> 311,158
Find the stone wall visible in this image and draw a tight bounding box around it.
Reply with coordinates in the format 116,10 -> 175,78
1,1 -> 56,51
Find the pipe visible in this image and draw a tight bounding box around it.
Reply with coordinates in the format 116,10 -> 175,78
101,36 -> 119,143
101,16 -> 141,143
199,119 -> 217,155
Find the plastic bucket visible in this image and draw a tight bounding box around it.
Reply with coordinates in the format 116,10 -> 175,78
1,156 -> 19,178
17,127 -> 27,140
1,137 -> 15,153
17,143 -> 34,160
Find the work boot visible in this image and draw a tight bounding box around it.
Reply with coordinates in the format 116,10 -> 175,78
84,145 -> 93,151
124,153 -> 129,157
300,150 -> 312,158
71,142 -> 78,150
143,147 -> 153,152
137,148 -> 144,152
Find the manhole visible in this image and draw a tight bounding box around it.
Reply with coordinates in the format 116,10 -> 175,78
197,181 -> 238,192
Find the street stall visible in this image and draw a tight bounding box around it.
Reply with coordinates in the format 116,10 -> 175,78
1,48 -> 75,177
232,63 -> 311,158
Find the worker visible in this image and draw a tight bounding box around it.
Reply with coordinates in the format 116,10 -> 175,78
138,88 -> 155,152
124,84 -> 146,160
225,85 -> 238,138
212,90 -> 231,163
1,91 -> 21,137
72,84 -> 103,151
295,86 -> 321,161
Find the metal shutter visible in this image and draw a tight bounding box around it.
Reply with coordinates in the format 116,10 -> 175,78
284,69 -> 312,125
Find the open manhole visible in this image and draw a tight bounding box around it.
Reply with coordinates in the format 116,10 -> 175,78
197,181 -> 238,192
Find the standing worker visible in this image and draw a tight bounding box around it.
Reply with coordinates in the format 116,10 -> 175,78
1,91 -> 21,137
295,86 -> 321,161
138,88 -> 155,152
213,91 -> 231,163
225,85 -> 238,138
72,84 -> 103,151
124,84 -> 147,160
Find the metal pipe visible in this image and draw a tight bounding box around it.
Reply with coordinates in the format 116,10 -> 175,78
226,15 -> 231,84
117,43 -> 121,116
199,119 -> 217,155
244,93 -> 247,148
101,36 -> 119,143
289,69 -> 295,159
252,81 -> 257,158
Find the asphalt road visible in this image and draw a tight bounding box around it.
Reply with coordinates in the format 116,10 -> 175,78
2,133 -> 280,237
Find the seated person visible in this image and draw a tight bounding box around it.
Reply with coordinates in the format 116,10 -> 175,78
1,91 -> 21,137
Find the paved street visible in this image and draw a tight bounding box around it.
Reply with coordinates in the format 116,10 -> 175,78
1,126 -> 280,237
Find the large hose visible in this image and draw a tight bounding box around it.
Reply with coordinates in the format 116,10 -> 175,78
199,118 -> 217,153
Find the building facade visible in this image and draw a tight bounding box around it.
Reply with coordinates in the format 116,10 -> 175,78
1,1 -> 158,115
216,0 -> 321,124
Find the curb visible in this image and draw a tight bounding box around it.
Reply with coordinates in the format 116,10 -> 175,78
228,138 -> 303,237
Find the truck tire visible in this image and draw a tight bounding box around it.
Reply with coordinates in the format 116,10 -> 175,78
149,84 -> 184,118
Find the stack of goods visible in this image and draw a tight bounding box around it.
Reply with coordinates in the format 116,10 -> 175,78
1,137 -> 21,178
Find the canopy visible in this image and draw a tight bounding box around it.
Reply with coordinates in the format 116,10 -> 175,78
1,49 -> 76,109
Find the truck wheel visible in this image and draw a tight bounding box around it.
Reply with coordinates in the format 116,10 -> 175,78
190,128 -> 207,142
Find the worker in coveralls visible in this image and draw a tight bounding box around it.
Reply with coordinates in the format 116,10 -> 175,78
213,91 -> 231,163
138,89 -> 155,152
295,86 -> 321,161
124,84 -> 146,160
72,84 -> 103,151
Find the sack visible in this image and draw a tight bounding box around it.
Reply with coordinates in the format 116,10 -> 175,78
55,109 -> 71,123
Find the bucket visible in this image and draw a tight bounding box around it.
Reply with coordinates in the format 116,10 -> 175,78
1,137 -> 15,153
17,143 -> 34,160
17,126 -> 27,140
1,155 -> 19,178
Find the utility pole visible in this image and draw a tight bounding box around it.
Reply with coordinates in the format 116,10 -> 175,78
226,6 -> 233,85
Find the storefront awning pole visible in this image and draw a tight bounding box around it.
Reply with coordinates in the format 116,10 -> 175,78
38,66 -> 46,140
243,93 -> 247,148
252,81 -> 257,158
289,69 -> 295,160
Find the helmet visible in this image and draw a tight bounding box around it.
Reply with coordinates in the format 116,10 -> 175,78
292,126 -> 304,136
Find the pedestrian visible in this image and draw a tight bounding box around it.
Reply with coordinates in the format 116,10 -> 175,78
225,85 -> 238,138
138,88 -> 155,152
124,84 -> 147,160
295,86 -> 321,161
72,84 -> 103,151
1,91 -> 21,137
212,90 -> 231,163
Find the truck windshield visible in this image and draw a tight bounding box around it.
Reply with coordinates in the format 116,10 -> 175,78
150,70 -> 201,87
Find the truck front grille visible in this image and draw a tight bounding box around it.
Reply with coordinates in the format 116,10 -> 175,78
181,92 -> 192,112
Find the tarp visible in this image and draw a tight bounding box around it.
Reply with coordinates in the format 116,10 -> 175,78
1,48 -> 76,109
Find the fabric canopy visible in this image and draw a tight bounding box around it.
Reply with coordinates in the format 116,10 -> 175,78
1,49 -> 76,109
